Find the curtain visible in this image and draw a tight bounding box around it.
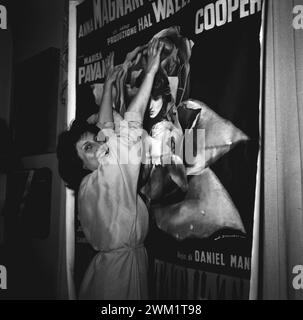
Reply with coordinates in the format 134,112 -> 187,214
262,0 -> 303,300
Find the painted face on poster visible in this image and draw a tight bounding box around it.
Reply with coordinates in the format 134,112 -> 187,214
0,4 -> 7,30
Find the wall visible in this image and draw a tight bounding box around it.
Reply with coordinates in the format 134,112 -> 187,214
6,0 -> 66,298
0,8 -> 13,248
12,0 -> 66,62
0,28 -> 12,121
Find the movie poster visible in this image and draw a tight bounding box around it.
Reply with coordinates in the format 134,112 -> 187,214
76,0 -> 263,299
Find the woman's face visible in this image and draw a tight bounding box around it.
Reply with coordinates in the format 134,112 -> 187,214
149,97 -> 164,118
159,38 -> 179,76
76,132 -> 106,171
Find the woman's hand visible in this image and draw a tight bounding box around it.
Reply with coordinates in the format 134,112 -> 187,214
104,52 -> 121,84
146,38 -> 164,76
124,45 -> 145,68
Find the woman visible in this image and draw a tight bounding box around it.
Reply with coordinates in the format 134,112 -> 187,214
57,39 -> 164,299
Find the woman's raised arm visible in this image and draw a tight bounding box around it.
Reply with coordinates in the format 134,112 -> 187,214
127,39 -> 164,120
97,52 -> 121,127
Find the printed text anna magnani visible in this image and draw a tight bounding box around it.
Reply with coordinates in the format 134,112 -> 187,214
79,0 -> 263,40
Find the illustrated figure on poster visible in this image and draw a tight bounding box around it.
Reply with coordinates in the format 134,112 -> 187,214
57,39 -> 165,299
90,27 -> 249,241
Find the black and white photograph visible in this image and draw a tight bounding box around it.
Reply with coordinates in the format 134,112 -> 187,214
0,0 -> 303,311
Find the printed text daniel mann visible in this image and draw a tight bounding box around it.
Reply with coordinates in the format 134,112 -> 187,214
177,250 -> 251,270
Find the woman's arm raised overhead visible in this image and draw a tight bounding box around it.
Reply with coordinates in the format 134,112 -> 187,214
127,38 -> 164,121
97,52 -> 121,127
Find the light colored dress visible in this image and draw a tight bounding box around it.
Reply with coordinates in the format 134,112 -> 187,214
77,112 -> 149,300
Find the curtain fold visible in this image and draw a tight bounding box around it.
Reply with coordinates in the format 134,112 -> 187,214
263,0 -> 303,300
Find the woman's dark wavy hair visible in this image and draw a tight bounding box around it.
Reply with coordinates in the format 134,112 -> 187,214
56,119 -> 100,192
